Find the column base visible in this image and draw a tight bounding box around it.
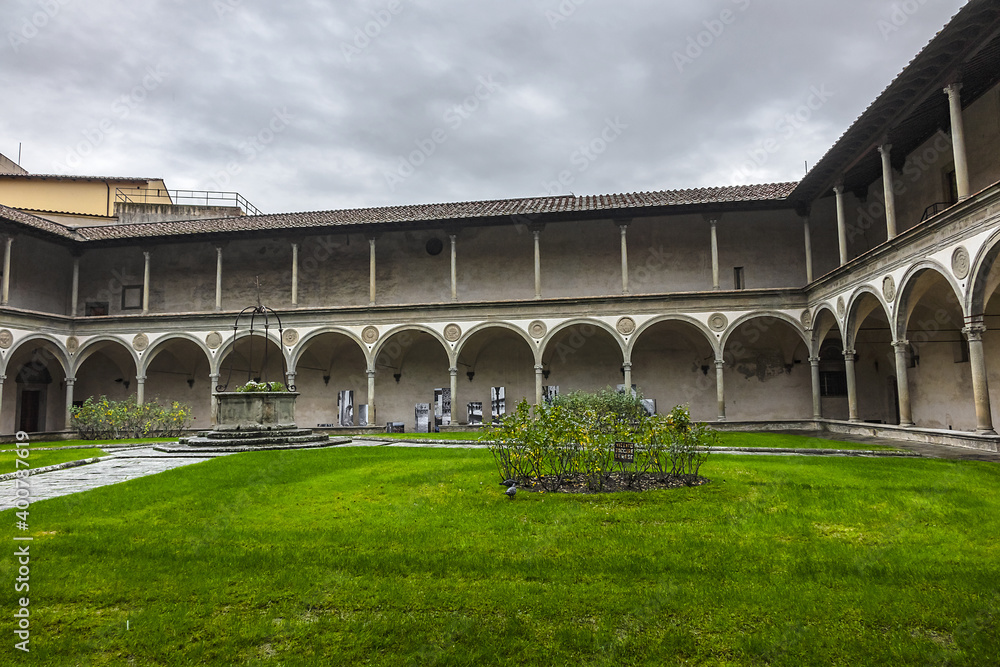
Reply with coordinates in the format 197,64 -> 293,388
899,421 -> 914,428
976,428 -> 997,436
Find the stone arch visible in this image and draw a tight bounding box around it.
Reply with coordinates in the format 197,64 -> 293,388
540,318 -> 627,396
627,314 -> 717,361
845,287 -> 892,349
721,312 -> 812,421
72,336 -> 140,379
628,315 -> 719,421
3,334 -> 70,378
455,324 -> 538,422
290,327 -> 369,372
810,304 -> 843,355
215,331 -> 288,389
139,333 -> 213,378
456,322 -> 538,366
371,325 -> 452,368
894,261 -> 964,341
540,318 -> 626,361
967,229 -> 1000,317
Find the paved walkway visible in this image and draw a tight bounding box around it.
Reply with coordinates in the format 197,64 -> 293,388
0,447 -> 233,512
2,433 -> 997,511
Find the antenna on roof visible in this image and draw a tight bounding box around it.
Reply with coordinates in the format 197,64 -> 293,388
18,143 -> 21,166
804,160 -> 808,174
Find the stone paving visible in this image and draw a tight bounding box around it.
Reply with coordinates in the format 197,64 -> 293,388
2,433 -> 998,512
0,447 -> 233,512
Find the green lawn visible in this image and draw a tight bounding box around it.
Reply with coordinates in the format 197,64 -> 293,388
4,447 -> 998,665
0,448 -> 107,474
0,437 -> 176,450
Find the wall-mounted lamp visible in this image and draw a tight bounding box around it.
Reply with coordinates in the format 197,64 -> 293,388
701,365 -> 710,375
393,373 -> 402,383
542,369 -> 550,380
323,375 -> 330,386
467,371 -> 475,382
187,379 -> 195,389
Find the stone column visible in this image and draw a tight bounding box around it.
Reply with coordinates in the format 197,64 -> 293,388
715,358 -> 726,421
449,366 -> 458,424
0,375 -> 5,430
963,324 -> 995,434
844,348 -> 859,422
368,235 -> 377,306
367,369 -> 377,425
878,144 -> 898,240
533,229 -> 542,299
64,377 -> 75,429
809,356 -> 822,420
622,362 -> 632,392
892,341 -> 913,426
290,241 -> 299,306
136,375 -> 146,406
834,184 -> 848,265
534,364 -> 544,406
618,222 -> 630,294
802,216 -> 813,283
215,245 -> 224,311
710,219 -> 720,290
2,235 -> 12,305
142,250 -> 151,314
449,234 -> 458,302
70,254 -> 80,316
209,373 -> 220,426
944,83 -> 970,201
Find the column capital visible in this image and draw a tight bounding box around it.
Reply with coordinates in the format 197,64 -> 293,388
64,376 -> 75,386
614,218 -> 632,229
878,142 -> 892,155
891,340 -> 909,351
136,375 -> 147,383
367,369 -> 377,379
843,348 -> 857,359
963,324 -> 987,341
715,358 -> 726,369
365,232 -> 381,243
142,249 -> 152,259
534,364 -> 545,374
213,241 -> 229,251
944,81 -> 963,96
622,362 -> 632,371
449,367 -> 458,376
833,183 -> 845,196
809,356 -> 821,366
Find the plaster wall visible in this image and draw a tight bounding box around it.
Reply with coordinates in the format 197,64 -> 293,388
965,82 -> 1000,195
8,236 -> 71,314
376,230 -> 450,305
77,247 -> 146,316
456,225 -> 535,302
296,233 -> 370,308
539,219 -> 621,298
151,243 -> 217,313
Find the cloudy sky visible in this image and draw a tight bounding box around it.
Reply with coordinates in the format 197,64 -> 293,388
1,0 -> 968,214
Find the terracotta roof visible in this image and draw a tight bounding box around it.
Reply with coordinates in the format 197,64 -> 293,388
0,204 -> 82,240
68,183 -> 797,242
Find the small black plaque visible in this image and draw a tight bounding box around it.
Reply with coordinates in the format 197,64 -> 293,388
614,442 -> 634,464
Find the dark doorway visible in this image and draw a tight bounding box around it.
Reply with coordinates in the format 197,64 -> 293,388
19,390 -> 41,432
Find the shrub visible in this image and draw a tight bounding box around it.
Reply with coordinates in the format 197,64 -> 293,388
485,395 -> 715,492
235,381 -> 287,392
70,396 -> 194,440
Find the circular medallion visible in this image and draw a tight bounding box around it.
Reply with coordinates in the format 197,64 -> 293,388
800,309 -> 813,330
206,331 -> 223,350
282,329 -> 299,346
708,313 -> 728,332
362,326 -> 380,344
66,336 -> 79,353
132,333 -> 149,352
0,329 -> 12,350
528,320 -> 547,339
616,317 -> 636,336
444,324 -> 462,342
837,297 -> 846,318
882,275 -> 896,302
952,246 -> 970,280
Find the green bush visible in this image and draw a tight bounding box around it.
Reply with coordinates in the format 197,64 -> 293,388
70,396 -> 194,440
235,381 -> 287,392
486,394 -> 715,492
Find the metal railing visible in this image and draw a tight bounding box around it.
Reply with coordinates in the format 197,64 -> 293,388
114,188 -> 262,216
920,201 -> 955,223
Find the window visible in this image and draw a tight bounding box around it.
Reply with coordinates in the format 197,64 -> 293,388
85,302 -> 109,317
121,285 -> 143,310
734,267 -> 745,290
819,371 -> 848,397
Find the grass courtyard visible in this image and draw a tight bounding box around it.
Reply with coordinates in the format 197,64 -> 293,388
3,441 -> 999,665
